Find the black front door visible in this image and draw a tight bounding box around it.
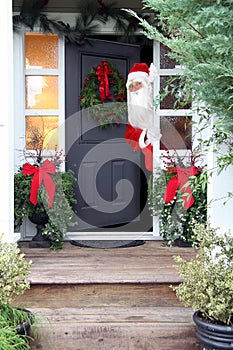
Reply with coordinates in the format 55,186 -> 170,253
65,39 -> 151,232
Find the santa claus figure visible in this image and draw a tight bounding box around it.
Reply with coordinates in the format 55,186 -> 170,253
124,62 -> 160,171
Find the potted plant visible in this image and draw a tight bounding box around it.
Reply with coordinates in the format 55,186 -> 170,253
148,149 -> 208,246
171,223 -> 233,350
14,146 -> 78,250
0,234 -> 36,349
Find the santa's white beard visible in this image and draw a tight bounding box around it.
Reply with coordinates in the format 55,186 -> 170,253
127,87 -> 154,130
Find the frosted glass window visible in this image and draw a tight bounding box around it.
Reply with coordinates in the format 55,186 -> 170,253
26,76 -> 58,109
160,116 -> 192,150
25,33 -> 58,69
26,116 -> 59,150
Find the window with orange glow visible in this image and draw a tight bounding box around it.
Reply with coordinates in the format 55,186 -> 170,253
25,76 -> 58,110
25,33 -> 60,150
26,116 -> 59,150
25,33 -> 58,69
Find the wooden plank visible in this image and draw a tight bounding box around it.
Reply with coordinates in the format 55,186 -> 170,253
31,324 -> 199,350
19,241 -> 197,285
28,307 -> 199,350
14,283 -> 182,308
19,241 -> 196,257
28,306 -> 196,323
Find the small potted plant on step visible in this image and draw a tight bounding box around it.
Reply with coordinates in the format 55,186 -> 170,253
171,223 -> 233,350
0,234 -> 36,349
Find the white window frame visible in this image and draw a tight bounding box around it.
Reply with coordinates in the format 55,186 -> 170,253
13,31 -> 65,240
154,40 -> 193,157
14,30 -> 65,172
152,41 -> 194,238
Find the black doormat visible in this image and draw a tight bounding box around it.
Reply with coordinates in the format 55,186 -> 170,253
70,240 -> 145,249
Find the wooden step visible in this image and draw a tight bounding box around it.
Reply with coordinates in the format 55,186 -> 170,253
15,283 -> 181,308
16,241 -> 199,349
29,307 -> 199,350
18,241 -> 197,284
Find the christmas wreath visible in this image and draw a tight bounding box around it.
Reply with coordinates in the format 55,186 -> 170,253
79,61 -> 127,127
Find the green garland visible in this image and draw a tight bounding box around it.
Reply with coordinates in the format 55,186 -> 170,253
13,0 -> 156,46
79,61 -> 127,127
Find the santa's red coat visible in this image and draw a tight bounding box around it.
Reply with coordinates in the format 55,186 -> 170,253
124,123 -> 153,172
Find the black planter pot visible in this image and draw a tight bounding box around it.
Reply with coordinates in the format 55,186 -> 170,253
193,310 -> 233,350
29,212 -> 51,248
15,320 -> 31,337
13,308 -> 35,338
173,238 -> 193,247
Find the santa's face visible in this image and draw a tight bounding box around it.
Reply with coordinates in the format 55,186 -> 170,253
128,81 -> 143,92
127,80 -> 154,130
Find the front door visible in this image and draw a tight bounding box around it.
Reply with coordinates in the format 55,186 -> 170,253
65,40 -> 151,232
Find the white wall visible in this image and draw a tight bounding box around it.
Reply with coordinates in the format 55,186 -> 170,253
0,2 -> 20,242
208,148 -> 233,234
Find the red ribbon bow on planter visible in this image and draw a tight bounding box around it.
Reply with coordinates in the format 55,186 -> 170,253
22,159 -> 56,208
96,61 -> 113,102
164,166 -> 199,210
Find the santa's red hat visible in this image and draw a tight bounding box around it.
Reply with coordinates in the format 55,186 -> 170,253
127,63 -> 149,82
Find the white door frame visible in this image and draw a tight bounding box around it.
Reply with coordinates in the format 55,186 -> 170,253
0,1 -> 19,242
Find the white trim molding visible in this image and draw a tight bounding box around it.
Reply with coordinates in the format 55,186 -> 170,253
0,1 -> 19,242
208,141 -> 233,234
66,231 -> 159,241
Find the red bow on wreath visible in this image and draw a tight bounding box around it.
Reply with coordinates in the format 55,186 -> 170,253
164,166 -> 199,210
22,159 -> 56,208
96,61 -> 113,102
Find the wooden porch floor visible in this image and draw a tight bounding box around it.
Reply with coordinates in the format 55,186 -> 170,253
15,241 -> 200,349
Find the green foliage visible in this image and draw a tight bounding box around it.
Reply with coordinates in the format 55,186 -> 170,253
0,323 -> 29,350
14,172 -> 41,229
0,238 -> 35,349
13,0 -> 111,39
127,0 -> 233,168
0,305 -> 35,350
13,0 -> 157,46
42,170 -> 78,249
0,304 -> 34,329
148,151 -> 208,245
172,223 -> 233,326
14,169 -> 77,250
0,235 -> 31,305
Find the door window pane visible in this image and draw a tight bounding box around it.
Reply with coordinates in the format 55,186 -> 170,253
160,43 -> 178,69
26,116 -> 59,150
160,116 -> 192,150
26,76 -> 58,109
160,76 -> 191,109
25,33 -> 58,69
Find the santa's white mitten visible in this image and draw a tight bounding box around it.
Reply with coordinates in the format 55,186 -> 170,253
149,63 -> 157,83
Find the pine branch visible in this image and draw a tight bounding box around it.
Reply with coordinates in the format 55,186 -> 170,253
187,22 -> 206,39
